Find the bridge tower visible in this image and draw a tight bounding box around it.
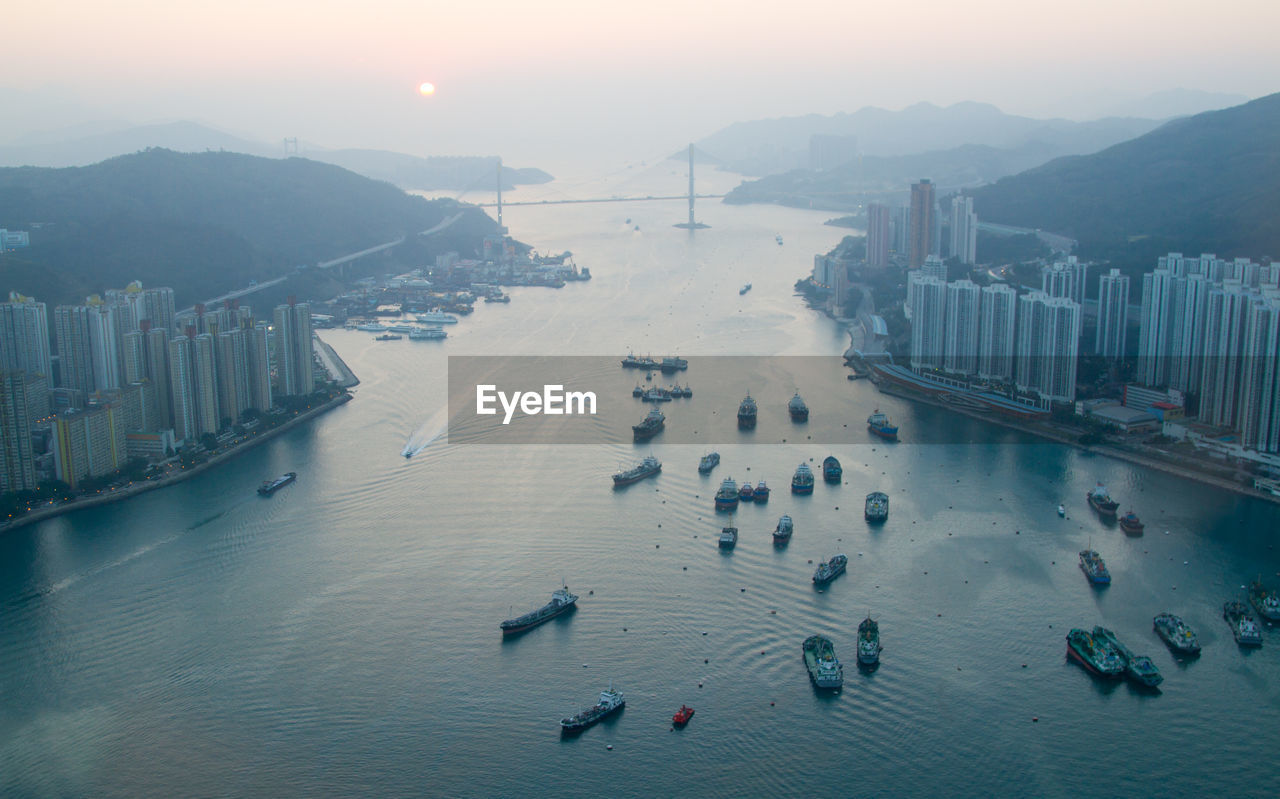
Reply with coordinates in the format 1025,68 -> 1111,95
496,156 -> 506,234
673,143 -> 709,229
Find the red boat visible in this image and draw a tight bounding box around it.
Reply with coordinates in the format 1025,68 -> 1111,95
1119,511 -> 1145,535
672,705 -> 695,726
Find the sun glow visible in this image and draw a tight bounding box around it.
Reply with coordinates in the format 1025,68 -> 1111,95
418,82 -> 436,96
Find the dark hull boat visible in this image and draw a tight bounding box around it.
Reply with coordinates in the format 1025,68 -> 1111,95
501,588 -> 579,635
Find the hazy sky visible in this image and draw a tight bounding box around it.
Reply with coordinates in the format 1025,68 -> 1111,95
3,0 -> 1277,168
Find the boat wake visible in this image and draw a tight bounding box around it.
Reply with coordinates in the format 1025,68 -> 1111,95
402,407 -> 449,459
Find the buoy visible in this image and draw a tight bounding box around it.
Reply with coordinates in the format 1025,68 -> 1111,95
702,632 -> 708,636
623,627 -> 627,631
770,702 -> 775,706
683,566 -> 687,570
589,590 -> 594,595
656,544 -> 660,548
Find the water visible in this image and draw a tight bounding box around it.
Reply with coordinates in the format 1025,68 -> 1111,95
3,165 -> 1280,797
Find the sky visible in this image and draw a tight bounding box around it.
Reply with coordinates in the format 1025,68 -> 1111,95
2,0 -> 1277,169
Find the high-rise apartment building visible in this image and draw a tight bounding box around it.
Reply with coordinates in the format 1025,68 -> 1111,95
247,322 -> 273,412
1016,291 -> 1081,403
168,336 -> 198,443
0,372 -> 41,492
908,179 -> 936,269
948,196 -> 978,266
273,301 -> 314,397
1041,257 -> 1089,308
0,293 -> 53,379
866,203 -> 891,269
978,283 -> 1018,382
192,333 -> 220,434
908,273 -> 947,371
944,279 -> 981,375
1095,268 -> 1130,360
52,402 -> 125,489
216,329 -> 251,424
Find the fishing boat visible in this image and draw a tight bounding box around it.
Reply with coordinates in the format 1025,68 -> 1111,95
822,456 -> 842,483
773,515 -> 793,544
857,615 -> 882,666
1087,483 -> 1120,517
866,410 -> 898,440
864,491 -> 889,522
739,481 -> 755,502
802,635 -> 843,689
1152,612 -> 1201,655
1065,628 -> 1125,678
698,452 -> 720,474
1092,626 -> 1163,688
500,587 -> 578,635
812,554 -> 848,585
753,480 -> 770,502
737,394 -> 757,429
672,705 -> 695,726
1248,579 -> 1280,621
791,463 -> 814,495
715,477 -> 739,511
1119,510 -> 1145,535
1223,600 -> 1264,646
788,393 -> 809,422
1079,548 -> 1111,585
560,686 -> 625,732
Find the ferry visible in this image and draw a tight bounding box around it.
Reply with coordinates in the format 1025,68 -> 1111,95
1152,612 -> 1201,655
739,283 -> 752,295
718,523 -> 738,549
1079,549 -> 1111,585
384,324 -> 414,333
1092,626 -> 1163,688
773,515 -> 793,544
857,615 -> 882,666
355,323 -> 387,332
698,452 -> 720,474
737,394 -> 757,429
792,463 -> 814,494
672,705 -> 695,726
864,491 -> 889,522
408,327 -> 447,340
802,635 -> 843,689
812,554 -> 848,585
738,482 -> 755,502
1248,579 -> 1280,621
1065,628 -> 1125,678
867,410 -> 898,440
633,408 -> 665,442
612,455 -> 662,487
257,472 -> 297,496
1087,483 -> 1119,517
500,587 -> 578,635
416,312 -> 459,325
715,477 -> 740,511
1224,601 -> 1264,646
822,456 -> 842,483
560,687 -> 625,732
788,393 -> 809,422
1119,510 -> 1144,535
660,357 -> 688,373
753,480 -> 770,502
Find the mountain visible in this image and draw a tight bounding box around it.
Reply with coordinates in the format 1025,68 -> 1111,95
966,92 -> 1280,269
0,120 -> 553,190
697,102 -> 1164,175
1099,89 -> 1252,122
0,149 -> 497,307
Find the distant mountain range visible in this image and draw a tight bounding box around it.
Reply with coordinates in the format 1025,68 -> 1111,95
967,92 -> 1280,272
0,149 -> 498,307
0,120 -> 552,190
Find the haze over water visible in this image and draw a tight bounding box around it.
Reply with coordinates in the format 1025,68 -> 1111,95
2,167 -> 1279,797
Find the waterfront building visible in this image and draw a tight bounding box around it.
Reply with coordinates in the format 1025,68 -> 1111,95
273,300 -> 315,397
944,279 -> 981,375
0,293 -> 53,380
192,333 -> 220,434
1239,296 -> 1280,453
1199,282 -> 1253,429
247,322 -> 273,412
908,179 -> 936,269
216,329 -> 251,423
978,283 -> 1018,382
52,403 -> 125,489
167,336 -> 198,443
949,196 -> 977,265
908,273 -> 947,371
866,203 -> 891,268
1095,268 -> 1130,360
1015,291 -> 1080,403
0,372 -> 41,492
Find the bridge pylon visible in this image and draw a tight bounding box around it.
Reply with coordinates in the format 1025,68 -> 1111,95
673,143 -> 709,229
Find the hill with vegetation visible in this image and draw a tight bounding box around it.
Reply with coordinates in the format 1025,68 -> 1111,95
0,149 -> 498,306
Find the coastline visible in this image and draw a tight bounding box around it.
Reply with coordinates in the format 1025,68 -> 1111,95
2,387 -> 356,536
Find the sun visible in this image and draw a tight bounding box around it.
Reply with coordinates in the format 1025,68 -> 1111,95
418,82 -> 436,97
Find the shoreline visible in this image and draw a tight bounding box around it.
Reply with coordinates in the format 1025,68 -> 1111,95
2,391 -> 355,536
873,380 -> 1280,506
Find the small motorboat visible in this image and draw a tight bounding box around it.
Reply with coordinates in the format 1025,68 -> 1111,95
1057,504 -> 1066,517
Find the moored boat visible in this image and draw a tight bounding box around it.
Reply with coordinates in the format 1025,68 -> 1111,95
500,587 -> 579,635
867,410 -> 898,440
1087,483 -> 1120,517
857,615 -> 882,666
864,491 -> 888,522
773,515 -> 793,544
613,455 -> 662,487
1057,504 -> 1066,517
1152,612 -> 1201,655
257,472 -> 297,496
1224,600 -> 1264,646
1065,628 -> 1125,678
672,705 -> 695,726
788,393 -> 809,422
1093,626 -> 1162,688
374,333 -> 402,341
621,352 -> 659,369
641,387 -> 672,402
633,384 -> 644,397
753,480 -> 770,502
1079,549 -> 1111,585
560,687 -> 625,732
737,394 -> 757,429
715,477 -> 739,511
802,635 -> 843,689
698,452 -> 720,474
822,455 -> 842,483
416,312 -> 459,325
1119,510 -> 1145,535
633,408 -> 665,441
739,482 -> 755,502
660,356 -> 688,373
739,283 -> 752,295
812,554 -> 848,585
719,523 -> 738,549
791,463 -> 814,495
1248,579 -> 1280,622
408,326 -> 447,340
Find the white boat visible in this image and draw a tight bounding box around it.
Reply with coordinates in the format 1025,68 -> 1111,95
416,312 -> 459,325
355,323 -> 387,332
409,327 -> 448,340
1057,504 -> 1066,517
385,324 -> 414,333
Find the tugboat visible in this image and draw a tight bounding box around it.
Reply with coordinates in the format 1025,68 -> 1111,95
802,635 -> 844,689
791,463 -> 815,495
1119,510 -> 1145,535
1248,579 -> 1280,622
1065,628 -> 1125,678
715,477 -> 740,511
1223,600 -> 1264,647
739,481 -> 755,502
822,456 -> 842,483
866,410 -> 898,440
864,491 -> 889,522
718,522 -> 738,549
1079,548 -> 1112,585
613,455 -> 662,487
737,394 -> 758,429
788,393 -> 809,422
773,515 -> 794,544
698,452 -> 720,474
500,587 -> 579,635
257,472 -> 297,496
560,686 -> 625,732
1153,612 -> 1201,655
672,705 -> 695,726
633,408 -> 666,442
753,480 -> 770,503
1092,626 -> 1163,688
1087,483 -> 1120,518
812,554 -> 848,585
857,615 -> 882,666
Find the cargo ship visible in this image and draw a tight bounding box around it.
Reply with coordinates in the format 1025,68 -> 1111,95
822,456 -> 842,483
560,686 -> 625,732
1119,510 -> 1144,535
1065,628 -> 1125,678
773,515 -> 793,544
715,477 -> 740,511
737,394 -> 757,429
1087,483 -> 1119,517
812,554 -> 848,585
1079,549 -> 1111,585
257,472 -> 297,496
866,410 -> 898,440
1153,612 -> 1201,655
633,408 -> 665,442
791,463 -> 814,495
864,491 -> 889,522
613,455 -> 662,487
857,615 -> 882,666
1092,626 -> 1163,688
1248,579 -> 1280,621
788,393 -> 809,422
621,353 -> 659,369
753,480 -> 770,502
698,452 -> 720,474
500,587 -> 579,635
802,635 -> 844,689
1224,600 -> 1264,646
